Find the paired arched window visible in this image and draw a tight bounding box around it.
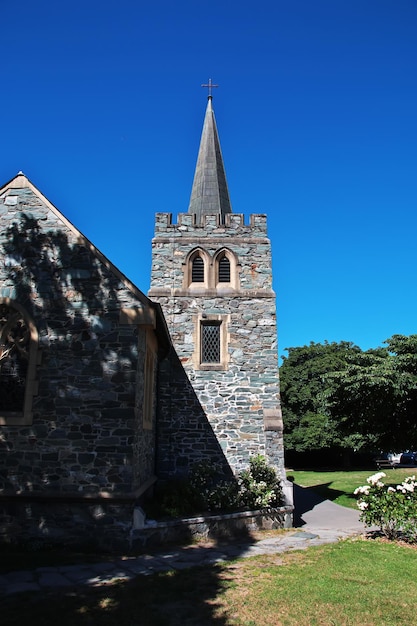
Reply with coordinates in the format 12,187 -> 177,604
0,299 -> 38,425
184,248 -> 238,290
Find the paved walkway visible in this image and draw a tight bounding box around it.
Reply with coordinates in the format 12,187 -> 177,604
0,485 -> 370,596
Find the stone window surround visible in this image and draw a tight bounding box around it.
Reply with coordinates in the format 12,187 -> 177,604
143,330 -> 157,430
183,247 -> 240,291
193,312 -> 230,371
0,298 -> 40,426
119,308 -> 158,431
183,248 -> 211,289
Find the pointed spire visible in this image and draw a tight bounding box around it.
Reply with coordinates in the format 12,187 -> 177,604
188,94 -> 232,222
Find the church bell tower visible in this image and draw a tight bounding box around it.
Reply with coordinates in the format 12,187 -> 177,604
149,90 -> 285,479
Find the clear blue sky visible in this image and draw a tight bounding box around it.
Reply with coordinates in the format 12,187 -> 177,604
1,0 -> 416,359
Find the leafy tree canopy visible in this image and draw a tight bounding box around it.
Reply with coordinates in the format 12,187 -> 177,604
280,336 -> 417,455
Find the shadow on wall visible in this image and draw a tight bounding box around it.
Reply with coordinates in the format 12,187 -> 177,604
0,209 -> 154,546
156,349 -> 234,481
0,209 -> 240,546
0,209 -> 265,626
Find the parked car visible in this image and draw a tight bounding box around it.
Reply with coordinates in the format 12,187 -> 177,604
399,452 -> 417,466
375,452 -> 401,469
386,452 -> 402,464
374,451 -> 415,469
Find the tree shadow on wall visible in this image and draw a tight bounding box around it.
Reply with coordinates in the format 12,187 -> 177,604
2,211 -> 237,492
0,210 -> 147,538
0,208 -> 258,626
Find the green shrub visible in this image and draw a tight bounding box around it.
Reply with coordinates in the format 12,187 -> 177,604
354,471 -> 417,541
151,478 -> 202,518
189,461 -> 240,512
146,457 -> 283,519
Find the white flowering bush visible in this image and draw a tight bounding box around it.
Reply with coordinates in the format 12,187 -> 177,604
354,472 -> 417,541
238,455 -> 282,509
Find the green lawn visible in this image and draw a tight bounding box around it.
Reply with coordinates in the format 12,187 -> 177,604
286,468 -> 417,509
3,469 -> 417,624
2,539 -> 417,625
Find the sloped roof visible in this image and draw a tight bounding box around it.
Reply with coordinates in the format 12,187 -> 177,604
0,173 -> 171,354
188,96 -> 232,222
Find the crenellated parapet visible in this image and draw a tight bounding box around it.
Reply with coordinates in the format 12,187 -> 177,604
154,212 -> 268,237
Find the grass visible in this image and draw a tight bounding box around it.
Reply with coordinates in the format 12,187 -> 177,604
3,468 -> 417,623
286,468 -> 417,509
2,538 -> 417,625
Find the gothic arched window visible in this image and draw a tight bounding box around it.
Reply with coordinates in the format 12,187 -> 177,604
214,249 -> 239,290
0,300 -> 38,425
191,255 -> 205,283
183,249 -> 210,290
218,255 -> 231,283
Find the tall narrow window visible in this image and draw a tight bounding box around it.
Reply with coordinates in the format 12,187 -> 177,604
0,299 -> 38,425
218,255 -> 231,283
192,256 -> 204,282
201,322 -> 221,363
194,314 -> 229,371
143,344 -> 155,430
0,304 -> 30,413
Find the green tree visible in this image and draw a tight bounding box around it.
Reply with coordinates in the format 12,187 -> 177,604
280,341 -> 362,453
281,336 -> 417,460
327,335 -> 417,451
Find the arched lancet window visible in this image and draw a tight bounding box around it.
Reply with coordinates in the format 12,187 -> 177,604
218,255 -> 231,283
0,299 -> 38,425
215,249 -> 238,289
183,248 -> 210,290
191,255 -> 205,283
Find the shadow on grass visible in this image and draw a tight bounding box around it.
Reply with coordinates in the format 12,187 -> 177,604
292,482 -> 357,526
1,537 -> 256,626
296,481 -> 345,503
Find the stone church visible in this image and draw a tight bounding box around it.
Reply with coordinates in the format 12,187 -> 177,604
0,94 -> 287,549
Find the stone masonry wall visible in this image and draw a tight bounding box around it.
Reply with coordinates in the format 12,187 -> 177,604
150,212 -> 284,478
156,350 -> 233,478
0,185 -> 159,545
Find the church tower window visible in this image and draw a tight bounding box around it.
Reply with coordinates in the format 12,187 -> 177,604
193,313 -> 229,371
183,249 -> 210,289
191,255 -> 205,282
214,249 -> 239,290
218,254 -> 231,283
201,321 -> 221,363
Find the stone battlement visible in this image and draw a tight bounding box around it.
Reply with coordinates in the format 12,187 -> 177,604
154,212 -> 268,235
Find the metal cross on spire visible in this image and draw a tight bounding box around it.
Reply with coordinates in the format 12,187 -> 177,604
201,78 -> 219,98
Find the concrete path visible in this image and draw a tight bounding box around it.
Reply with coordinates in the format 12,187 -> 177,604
0,485 -> 370,596
293,483 -> 366,533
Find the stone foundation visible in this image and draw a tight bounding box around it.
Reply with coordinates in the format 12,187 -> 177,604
130,506 -> 294,551
0,492 -> 293,554
0,496 -> 137,553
